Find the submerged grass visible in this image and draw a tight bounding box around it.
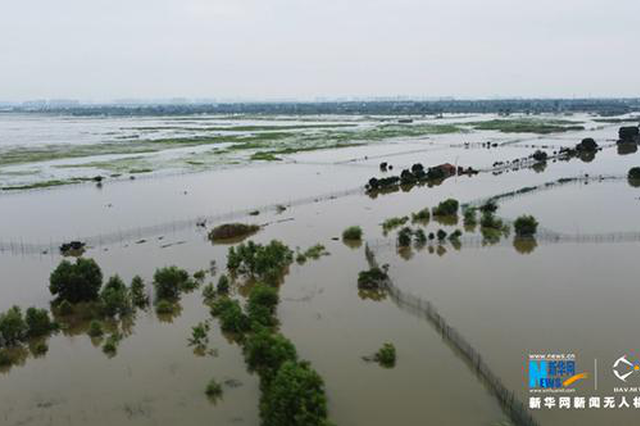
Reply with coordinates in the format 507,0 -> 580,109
468,119 -> 585,134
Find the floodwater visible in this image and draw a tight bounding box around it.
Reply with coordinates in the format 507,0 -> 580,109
1,112 -> 639,425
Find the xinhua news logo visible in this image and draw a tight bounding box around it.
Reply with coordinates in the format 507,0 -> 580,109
528,354 -> 588,393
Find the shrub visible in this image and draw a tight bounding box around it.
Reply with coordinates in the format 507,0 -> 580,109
227,240 -> 293,285
449,229 -> 463,241
302,244 -> 329,260
193,270 -> 206,282
155,300 -> 175,315
153,266 -> 191,300
102,335 -> 119,356
628,167 -> 640,180
211,298 -> 250,334
58,300 -> 73,316
397,227 -> 413,247
206,379 -> 223,399
217,274 -> 230,294
189,322 -> 210,347
514,215 -> 539,237
49,258 -> 103,303
32,341 -> 48,356
261,360 -> 328,426
479,200 -> 498,214
411,208 -> 431,223
480,211 -> 505,230
88,320 -> 104,338
208,223 -> 260,242
414,229 -> 427,245
248,284 -> 279,314
202,283 -> 217,303
432,199 -> 459,216
100,275 -> 132,317
375,343 -> 396,368
382,216 -> 409,233
245,329 -> 298,381
436,229 -> 448,241
0,306 -> 27,347
463,207 -> 478,226
25,307 -> 54,338
357,268 -> 388,291
342,226 -> 363,241
130,276 -> 149,307
532,150 -> 548,162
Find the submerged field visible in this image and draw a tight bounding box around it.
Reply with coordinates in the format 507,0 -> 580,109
1,111 -> 640,426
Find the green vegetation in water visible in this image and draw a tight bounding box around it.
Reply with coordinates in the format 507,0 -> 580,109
374,343 -> 397,368
411,208 -> 431,224
1,178 -> 91,191
628,167 -> 640,180
208,223 -> 261,243
227,240 -> 294,285
250,152 -> 282,161
432,198 -> 460,217
514,215 -> 539,237
469,118 -> 585,134
50,258 -> 103,304
463,207 -> 478,227
357,267 -> 389,291
296,244 -> 330,264
342,226 -> 363,241
153,266 -> 196,301
382,216 -> 409,233
205,378 -> 223,400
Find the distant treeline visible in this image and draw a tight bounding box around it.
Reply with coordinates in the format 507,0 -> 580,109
6,98 -> 640,117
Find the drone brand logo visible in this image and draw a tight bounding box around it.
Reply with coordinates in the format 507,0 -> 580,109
528,353 -> 588,391
613,355 -> 640,383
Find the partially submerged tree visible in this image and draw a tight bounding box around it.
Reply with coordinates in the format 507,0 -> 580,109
514,215 -> 539,237
260,360 -> 328,426
342,226 -> 363,241
432,198 -> 459,216
49,258 -> 103,303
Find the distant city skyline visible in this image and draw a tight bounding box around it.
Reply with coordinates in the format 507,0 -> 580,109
2,0 -> 639,101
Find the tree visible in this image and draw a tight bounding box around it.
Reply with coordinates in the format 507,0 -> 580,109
628,167 -> 640,180
397,227 -> 413,247
532,150 -> 548,162
130,276 -> 149,307
100,275 -> 132,317
49,258 -> 103,303
514,215 -> 539,237
0,306 -> 27,347
261,360 -> 329,426
153,266 -> 190,300
245,329 -> 298,381
432,199 -> 459,216
25,307 -> 54,338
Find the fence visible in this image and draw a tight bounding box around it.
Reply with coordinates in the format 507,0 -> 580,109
364,244 -> 539,426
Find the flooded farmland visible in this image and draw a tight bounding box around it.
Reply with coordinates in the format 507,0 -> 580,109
1,111 -> 640,426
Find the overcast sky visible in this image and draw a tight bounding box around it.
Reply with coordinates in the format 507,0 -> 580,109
1,0 -> 639,101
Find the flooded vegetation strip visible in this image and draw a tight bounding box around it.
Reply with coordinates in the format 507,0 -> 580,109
363,245 -> 540,426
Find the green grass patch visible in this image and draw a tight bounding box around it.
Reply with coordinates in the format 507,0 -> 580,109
468,119 -> 584,134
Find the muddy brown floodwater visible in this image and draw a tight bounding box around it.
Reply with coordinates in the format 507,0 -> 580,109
1,113 -> 639,425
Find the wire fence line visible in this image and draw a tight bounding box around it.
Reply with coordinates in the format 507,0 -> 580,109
364,244 -> 540,426
463,174 -> 626,210
0,186 -> 365,256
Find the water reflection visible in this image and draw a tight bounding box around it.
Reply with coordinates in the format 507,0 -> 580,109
617,143 -> 638,156
513,237 -> 538,255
